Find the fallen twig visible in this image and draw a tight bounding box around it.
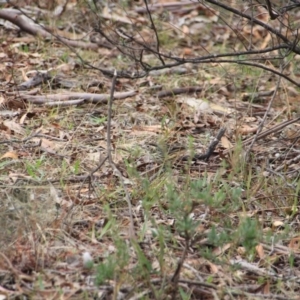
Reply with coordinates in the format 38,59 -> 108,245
229,117 -> 300,153
17,71 -> 79,90
181,127 -> 226,162
157,86 -> 203,98
18,91 -> 137,104
17,72 -> 52,90
42,99 -> 85,106
171,233 -> 190,298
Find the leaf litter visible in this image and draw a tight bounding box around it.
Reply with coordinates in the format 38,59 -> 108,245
0,0 -> 300,299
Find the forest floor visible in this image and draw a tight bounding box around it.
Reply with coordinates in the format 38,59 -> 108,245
0,1 -> 300,299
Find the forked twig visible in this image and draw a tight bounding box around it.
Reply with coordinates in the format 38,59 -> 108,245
204,0 -> 300,53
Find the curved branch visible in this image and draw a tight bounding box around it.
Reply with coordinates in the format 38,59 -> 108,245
143,0 -> 165,66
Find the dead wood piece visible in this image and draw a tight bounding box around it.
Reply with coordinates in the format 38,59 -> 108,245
17,72 -> 52,90
230,259 -> 276,277
0,110 -> 20,118
157,86 -> 203,98
20,91 -> 137,104
17,72 -> 79,90
43,99 -> 85,106
180,127 -> 226,162
242,90 -> 275,102
20,95 -> 70,104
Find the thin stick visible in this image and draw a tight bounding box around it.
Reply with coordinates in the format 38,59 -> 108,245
106,70 -> 136,240
171,233 -> 190,298
245,63 -> 283,159
180,127 -> 226,161
143,0 -> 165,66
223,116 -> 300,156
106,71 -> 117,165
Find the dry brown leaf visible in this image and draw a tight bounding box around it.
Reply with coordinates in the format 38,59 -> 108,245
218,86 -> 230,96
262,281 -> 271,294
0,151 -> 18,160
0,52 -> 7,58
3,120 -> 25,135
182,24 -> 189,35
40,138 -> 59,150
272,220 -> 284,228
0,95 -> 5,107
132,125 -> 162,133
181,48 -> 193,56
19,112 -> 28,124
213,243 -> 232,256
287,86 -> 299,96
243,117 -> 257,122
180,97 -> 212,111
8,172 -> 31,183
288,236 -> 300,251
220,136 -> 233,149
21,68 -> 29,81
260,32 -> 271,49
255,243 -> 265,259
31,137 -> 63,152
237,246 -> 246,256
237,124 -> 258,135
210,103 -> 235,115
207,261 -> 219,274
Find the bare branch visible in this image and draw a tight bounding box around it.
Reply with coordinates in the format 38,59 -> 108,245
143,0 -> 165,66
203,0 -> 300,54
